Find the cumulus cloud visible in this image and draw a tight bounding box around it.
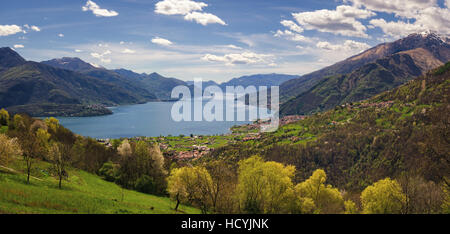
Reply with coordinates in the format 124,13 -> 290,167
292,5 -> 375,38
13,44 -> 24,49
347,0 -> 450,38
155,0 -> 207,15
154,0 -> 226,26
151,37 -> 173,46
274,30 -> 309,42
58,33 -> 64,37
316,40 -> 371,52
122,48 -> 136,54
82,0 -> 118,17
184,12 -> 227,25
0,25 -> 23,36
91,50 -> 112,63
369,19 -> 425,38
348,0 -> 436,18
202,52 -> 273,66
280,20 -> 303,33
24,25 -> 41,32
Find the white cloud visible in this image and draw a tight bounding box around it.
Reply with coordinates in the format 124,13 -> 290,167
122,48 -> 136,54
184,12 -> 227,26
154,0 -> 226,26
292,5 -> 375,38
75,49 -> 83,53
91,50 -> 112,63
58,33 -> 64,37
274,30 -> 310,42
316,40 -> 371,52
13,44 -> 24,49
82,0 -> 118,17
155,0 -> 207,15
369,19 -> 425,38
280,20 -> 303,33
0,25 -> 22,36
348,0 -> 436,18
30,25 -> 40,32
347,0 -> 450,38
151,37 -> 173,46
226,44 -> 243,50
202,52 -> 273,66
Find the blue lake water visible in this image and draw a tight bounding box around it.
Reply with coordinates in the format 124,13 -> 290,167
56,101 -> 265,139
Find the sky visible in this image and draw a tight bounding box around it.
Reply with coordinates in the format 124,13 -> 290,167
1,0 -> 449,82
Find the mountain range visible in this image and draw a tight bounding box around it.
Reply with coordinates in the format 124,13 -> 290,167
0,48 -> 298,117
280,32 -> 450,115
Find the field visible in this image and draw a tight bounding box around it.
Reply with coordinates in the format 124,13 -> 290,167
0,159 -> 199,214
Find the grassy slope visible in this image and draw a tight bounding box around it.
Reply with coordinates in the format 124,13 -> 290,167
0,159 -> 199,214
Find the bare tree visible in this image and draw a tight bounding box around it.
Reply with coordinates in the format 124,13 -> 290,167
48,143 -> 72,189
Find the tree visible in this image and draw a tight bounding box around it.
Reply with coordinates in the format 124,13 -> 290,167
167,166 -> 214,213
117,139 -> 132,157
205,160 -> 237,213
295,169 -> 344,214
44,117 -> 59,133
361,178 -> 406,214
0,109 -> 9,126
0,134 -> 22,166
398,174 -> 444,214
48,143 -> 72,189
117,141 -> 167,194
442,178 -> 450,214
237,156 -> 296,214
16,117 -> 50,184
344,200 -> 359,214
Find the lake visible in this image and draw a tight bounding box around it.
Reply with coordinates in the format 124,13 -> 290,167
56,100 -> 268,139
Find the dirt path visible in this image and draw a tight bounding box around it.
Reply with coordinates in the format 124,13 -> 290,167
0,165 -> 44,181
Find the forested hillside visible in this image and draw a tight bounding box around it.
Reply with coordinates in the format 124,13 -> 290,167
176,62 -> 450,214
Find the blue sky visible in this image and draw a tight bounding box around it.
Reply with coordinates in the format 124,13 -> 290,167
1,0 -> 449,82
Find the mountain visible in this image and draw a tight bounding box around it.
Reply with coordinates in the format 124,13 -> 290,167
221,73 -> 299,88
41,57 -> 98,72
114,70 -> 187,100
280,33 -> 450,115
280,33 -> 450,102
42,58 -> 157,101
0,47 -> 26,72
44,58 -> 188,101
0,48 -> 157,116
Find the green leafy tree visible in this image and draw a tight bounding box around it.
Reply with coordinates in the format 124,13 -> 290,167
98,161 -> 120,182
237,156 -> 296,214
167,166 -> 214,213
295,169 -> 344,213
344,200 -> 359,214
16,118 -> 50,184
0,108 -> 9,126
361,178 -> 406,214
44,117 -> 59,133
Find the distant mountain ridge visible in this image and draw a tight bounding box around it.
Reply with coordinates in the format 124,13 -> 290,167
221,73 -> 298,88
280,32 -> 450,115
280,32 -> 450,102
0,48 -> 157,116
